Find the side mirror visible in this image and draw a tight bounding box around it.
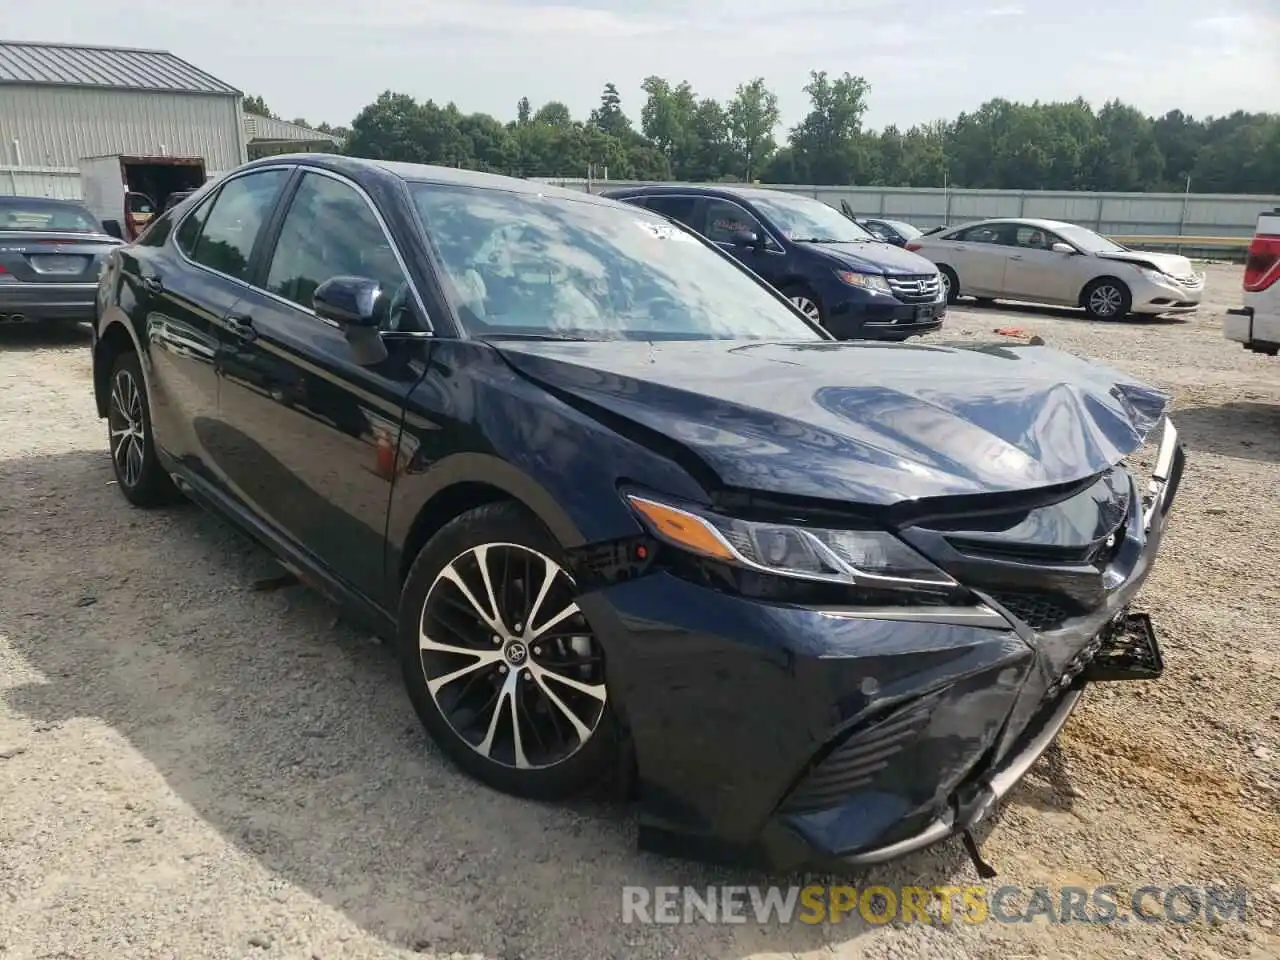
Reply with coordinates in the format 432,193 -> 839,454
1051,242 -> 1076,254
314,275 -> 388,365
313,275 -> 384,327
728,229 -> 762,248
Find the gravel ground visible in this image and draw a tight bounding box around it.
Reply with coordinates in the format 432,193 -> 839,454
1,262 -> 1278,960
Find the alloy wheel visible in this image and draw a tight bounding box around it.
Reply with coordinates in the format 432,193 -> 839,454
939,272 -> 951,301
419,543 -> 607,770
790,295 -> 821,322
108,368 -> 146,488
1088,284 -> 1123,318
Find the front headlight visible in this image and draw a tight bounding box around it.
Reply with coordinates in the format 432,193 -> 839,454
1140,267 -> 1172,284
835,270 -> 892,295
625,493 -> 956,589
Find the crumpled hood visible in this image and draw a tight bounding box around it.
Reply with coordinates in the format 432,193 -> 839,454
1097,250 -> 1197,277
804,240 -> 939,276
494,339 -> 1169,507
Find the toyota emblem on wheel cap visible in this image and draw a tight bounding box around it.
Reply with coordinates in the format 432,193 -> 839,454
505,641 -> 528,666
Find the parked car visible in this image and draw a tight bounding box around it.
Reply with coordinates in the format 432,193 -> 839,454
907,217 -> 1206,319
601,184 -> 945,340
160,189 -> 197,214
92,154 -> 1184,873
0,196 -> 122,325
1225,207 -> 1280,356
854,216 -> 925,248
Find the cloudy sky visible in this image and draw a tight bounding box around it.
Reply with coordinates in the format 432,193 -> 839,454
9,0 -> 1279,131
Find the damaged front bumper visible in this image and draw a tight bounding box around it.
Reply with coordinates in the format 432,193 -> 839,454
580,419 -> 1185,874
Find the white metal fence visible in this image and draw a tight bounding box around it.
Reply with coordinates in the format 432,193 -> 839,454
535,179 -> 1280,239
6,165 -> 1276,239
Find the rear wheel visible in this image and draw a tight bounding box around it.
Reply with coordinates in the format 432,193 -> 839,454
938,266 -> 960,304
399,502 -> 617,800
107,351 -> 178,507
1082,278 -> 1131,320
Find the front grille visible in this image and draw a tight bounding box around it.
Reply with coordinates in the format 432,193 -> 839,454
886,274 -> 942,303
780,690 -> 942,813
990,592 -> 1078,631
1174,274 -> 1203,288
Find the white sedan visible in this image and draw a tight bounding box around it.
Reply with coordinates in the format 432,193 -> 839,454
906,217 -> 1205,320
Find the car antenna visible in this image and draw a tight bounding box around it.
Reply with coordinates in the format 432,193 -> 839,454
961,829 -> 998,879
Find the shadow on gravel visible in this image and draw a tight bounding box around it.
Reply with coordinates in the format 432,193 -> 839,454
1173,401 -> 1280,464
955,299 -> 1190,326
3,449 -> 1010,959
0,321 -> 91,352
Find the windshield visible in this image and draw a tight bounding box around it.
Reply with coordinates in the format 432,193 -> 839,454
1054,224 -> 1126,254
408,183 -> 826,342
0,199 -> 102,233
748,193 -> 874,243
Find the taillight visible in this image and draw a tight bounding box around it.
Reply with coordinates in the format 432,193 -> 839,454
905,242 -> 922,252
1244,232 -> 1280,293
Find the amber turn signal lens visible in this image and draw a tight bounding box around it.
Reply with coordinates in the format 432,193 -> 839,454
626,496 -> 736,562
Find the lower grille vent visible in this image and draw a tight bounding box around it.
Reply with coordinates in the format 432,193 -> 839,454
780,690 -> 943,813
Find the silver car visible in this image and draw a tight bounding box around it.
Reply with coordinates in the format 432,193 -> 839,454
0,197 -> 122,325
907,217 -> 1205,320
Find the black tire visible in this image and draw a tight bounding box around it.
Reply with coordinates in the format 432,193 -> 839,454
938,266 -> 960,304
106,351 -> 179,507
398,501 -> 618,801
780,282 -> 825,327
1082,277 -> 1132,320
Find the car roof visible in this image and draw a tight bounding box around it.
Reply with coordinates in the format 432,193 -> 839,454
948,217 -> 1077,232
0,195 -> 90,210
238,153 -> 617,206
601,183 -> 803,203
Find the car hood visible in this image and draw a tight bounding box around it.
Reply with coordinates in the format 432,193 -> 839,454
801,240 -> 938,276
494,339 -> 1169,507
1096,250 -> 1197,276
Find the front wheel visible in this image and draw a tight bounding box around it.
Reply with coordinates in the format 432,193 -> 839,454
938,266 -> 960,305
1082,278 -> 1132,320
107,351 -> 179,507
398,501 -> 618,800
781,283 -> 824,327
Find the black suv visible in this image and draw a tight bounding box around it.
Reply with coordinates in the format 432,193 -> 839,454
603,185 -> 945,340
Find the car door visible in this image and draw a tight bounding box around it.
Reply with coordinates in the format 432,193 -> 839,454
700,197 -> 785,286
1000,225 -> 1080,304
211,168 -> 430,604
133,167 -> 292,487
948,223 -> 1016,296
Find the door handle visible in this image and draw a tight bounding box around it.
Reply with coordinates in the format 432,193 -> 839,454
224,313 -> 257,342
140,275 -> 163,293
1009,255 -> 1023,261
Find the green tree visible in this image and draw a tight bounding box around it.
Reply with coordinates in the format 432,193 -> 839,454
533,101 -> 573,126
589,82 -> 632,139
242,94 -> 274,118
787,71 -> 872,184
726,78 -> 780,181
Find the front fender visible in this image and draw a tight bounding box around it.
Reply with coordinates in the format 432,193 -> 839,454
384,340 -> 713,599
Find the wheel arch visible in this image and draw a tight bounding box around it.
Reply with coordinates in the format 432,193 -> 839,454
93,318 -> 144,419
389,454 -> 605,592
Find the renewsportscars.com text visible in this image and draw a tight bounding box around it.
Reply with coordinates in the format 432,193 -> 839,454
621,884 -> 1249,926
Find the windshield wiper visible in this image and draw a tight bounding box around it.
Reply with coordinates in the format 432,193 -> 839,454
793,237 -> 868,244
480,332 -> 594,342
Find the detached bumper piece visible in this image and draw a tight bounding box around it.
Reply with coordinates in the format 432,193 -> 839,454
1084,611 -> 1163,681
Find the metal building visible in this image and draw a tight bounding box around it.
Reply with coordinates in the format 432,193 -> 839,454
244,114 -> 341,159
0,40 -> 245,198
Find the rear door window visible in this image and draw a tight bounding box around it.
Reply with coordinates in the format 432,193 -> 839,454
643,196 -> 699,228
187,170 -> 289,281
